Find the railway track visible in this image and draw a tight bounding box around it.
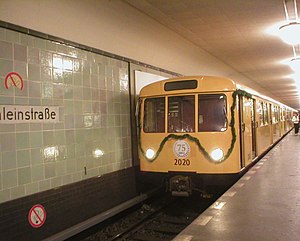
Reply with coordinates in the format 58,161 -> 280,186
119,194 -> 213,241
77,191 -> 218,241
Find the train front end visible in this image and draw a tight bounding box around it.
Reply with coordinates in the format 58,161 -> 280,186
138,76 -> 241,196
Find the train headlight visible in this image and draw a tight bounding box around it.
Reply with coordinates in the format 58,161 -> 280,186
211,148 -> 224,162
145,148 -> 155,160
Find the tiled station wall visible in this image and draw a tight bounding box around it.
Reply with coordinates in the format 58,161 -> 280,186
0,25 -> 137,240
0,27 -> 132,203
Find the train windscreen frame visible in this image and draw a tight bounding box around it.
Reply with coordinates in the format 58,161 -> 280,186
143,94 -> 227,133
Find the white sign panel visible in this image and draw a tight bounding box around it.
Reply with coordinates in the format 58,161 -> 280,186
0,105 -> 59,123
134,70 -> 167,95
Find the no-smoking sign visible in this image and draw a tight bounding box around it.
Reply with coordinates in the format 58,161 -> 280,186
4,72 -> 24,90
28,204 -> 46,228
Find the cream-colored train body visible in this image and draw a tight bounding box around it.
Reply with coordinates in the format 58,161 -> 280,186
138,76 -> 295,196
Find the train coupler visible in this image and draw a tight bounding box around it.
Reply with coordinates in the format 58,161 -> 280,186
168,175 -> 192,197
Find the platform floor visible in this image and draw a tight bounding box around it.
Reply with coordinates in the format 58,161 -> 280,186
173,132 -> 300,241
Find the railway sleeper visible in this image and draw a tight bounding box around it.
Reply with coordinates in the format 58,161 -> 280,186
133,229 -> 176,241
132,233 -> 173,241
159,216 -> 194,225
146,223 -> 185,234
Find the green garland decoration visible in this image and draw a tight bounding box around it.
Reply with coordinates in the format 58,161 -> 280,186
137,89 -> 252,163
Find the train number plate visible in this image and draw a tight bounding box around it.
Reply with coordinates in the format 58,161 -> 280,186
174,158 -> 190,166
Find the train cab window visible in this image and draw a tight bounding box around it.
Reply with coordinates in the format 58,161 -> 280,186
143,97 -> 165,133
198,94 -> 227,132
168,95 -> 195,133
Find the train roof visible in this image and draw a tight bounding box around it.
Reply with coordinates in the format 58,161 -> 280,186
139,76 -> 237,97
236,84 -> 297,111
138,75 -> 296,112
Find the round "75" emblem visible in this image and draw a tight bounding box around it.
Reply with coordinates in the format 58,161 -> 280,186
173,140 -> 190,158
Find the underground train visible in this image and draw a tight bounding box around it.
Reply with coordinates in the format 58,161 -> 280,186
137,76 -> 295,196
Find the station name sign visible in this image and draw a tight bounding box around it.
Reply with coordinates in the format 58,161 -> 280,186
0,105 -> 59,123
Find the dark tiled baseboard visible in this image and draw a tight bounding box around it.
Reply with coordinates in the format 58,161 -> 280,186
0,167 -> 138,241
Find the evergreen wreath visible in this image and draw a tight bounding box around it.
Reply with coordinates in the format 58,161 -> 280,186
137,89 -> 252,163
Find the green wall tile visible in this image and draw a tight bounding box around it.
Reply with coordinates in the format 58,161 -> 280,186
0,133 -> 16,152
11,185 -> 25,199
45,163 -> 56,179
2,169 -> 17,188
50,177 -> 62,188
0,29 -> 5,40
31,165 -> 44,181
25,182 -> 39,195
18,167 -> 31,185
14,44 -> 27,62
43,131 -> 54,145
16,132 -> 30,149
30,131 -> 43,148
0,40 -> 13,59
38,179 -> 50,192
2,151 -> 17,170
6,29 -> 19,43
31,148 -> 43,166
17,150 -> 30,167
0,189 -> 10,203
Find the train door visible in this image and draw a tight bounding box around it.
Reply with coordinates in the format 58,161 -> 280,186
239,96 -> 254,168
251,99 -> 257,158
269,103 -> 274,144
280,108 -> 284,137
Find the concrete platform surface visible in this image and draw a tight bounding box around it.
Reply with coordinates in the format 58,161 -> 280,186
173,133 -> 300,241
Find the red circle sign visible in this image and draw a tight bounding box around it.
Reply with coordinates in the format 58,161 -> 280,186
4,72 -> 24,90
28,204 -> 46,228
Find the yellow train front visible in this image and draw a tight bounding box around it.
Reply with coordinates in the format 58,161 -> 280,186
137,76 -> 294,196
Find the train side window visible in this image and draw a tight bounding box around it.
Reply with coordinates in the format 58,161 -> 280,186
257,101 -> 264,126
143,97 -> 165,133
198,94 -> 227,132
168,95 -> 195,133
263,102 -> 269,125
274,106 -> 279,123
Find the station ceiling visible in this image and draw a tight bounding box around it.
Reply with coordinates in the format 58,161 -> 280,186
126,0 -> 300,110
